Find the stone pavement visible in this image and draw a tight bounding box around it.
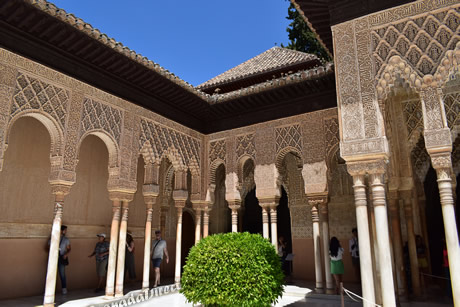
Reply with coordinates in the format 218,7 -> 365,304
0,280 -> 454,307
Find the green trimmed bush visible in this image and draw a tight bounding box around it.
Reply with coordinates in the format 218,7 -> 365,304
180,232 -> 284,307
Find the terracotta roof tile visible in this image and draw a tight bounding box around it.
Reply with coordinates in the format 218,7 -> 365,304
198,46 -> 319,89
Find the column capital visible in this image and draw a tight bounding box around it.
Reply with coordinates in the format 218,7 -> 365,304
174,199 -> 186,208
109,191 -> 135,202
172,189 -> 188,202
50,183 -> 73,199
307,192 -> 328,206
430,152 -> 453,171
192,201 -> 205,211
227,200 -> 241,211
258,197 -> 279,209
346,158 -> 387,177
311,204 -> 320,222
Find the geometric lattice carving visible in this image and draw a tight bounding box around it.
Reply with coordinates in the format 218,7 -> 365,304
209,139 -> 226,163
236,133 -> 255,160
452,136 -> 460,175
11,72 -> 69,129
411,137 -> 431,182
325,117 -> 340,158
402,98 -> 424,140
372,9 -> 460,76
444,91 -> 460,129
139,119 -> 201,167
275,124 -> 302,153
80,98 -> 122,144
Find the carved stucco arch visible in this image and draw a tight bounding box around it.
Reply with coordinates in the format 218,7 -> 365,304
209,159 -> 225,187
187,156 -> 201,197
5,110 -> 65,159
160,146 -> 185,172
139,140 -> 156,165
237,155 -> 256,201
77,129 -> 119,169
275,146 -> 303,171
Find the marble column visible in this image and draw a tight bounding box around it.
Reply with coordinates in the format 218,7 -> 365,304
228,201 -> 241,233
115,201 -> 130,297
203,205 -> 210,238
431,154 -> 460,305
142,205 -> 154,290
319,201 -> 334,294
401,190 -> 421,297
388,192 -> 407,298
262,206 -> 270,239
351,174 -> 375,307
174,205 -> 184,284
105,200 -> 121,297
270,205 -> 279,250
43,185 -> 70,307
370,172 -> 396,307
194,206 -> 202,244
368,201 -> 382,305
311,203 -> 324,293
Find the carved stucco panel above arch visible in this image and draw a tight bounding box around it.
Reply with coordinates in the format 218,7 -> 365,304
235,133 -> 255,162
139,118 -> 201,170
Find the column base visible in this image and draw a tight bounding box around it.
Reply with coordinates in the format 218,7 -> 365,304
315,287 -> 324,294
114,292 -> 124,298
326,288 -> 336,295
43,304 -> 54,307
104,293 -> 114,298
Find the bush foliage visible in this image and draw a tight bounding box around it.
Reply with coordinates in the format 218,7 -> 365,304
180,232 -> 284,307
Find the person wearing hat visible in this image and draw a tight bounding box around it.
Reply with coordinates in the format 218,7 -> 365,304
88,233 -> 110,292
151,230 -> 169,287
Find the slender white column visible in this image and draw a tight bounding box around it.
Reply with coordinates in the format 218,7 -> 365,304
311,204 -> 324,293
174,206 -> 183,284
320,202 -> 334,294
231,208 -> 238,233
195,207 -> 202,243
370,173 -> 396,307
43,200 -> 64,307
142,206 -> 153,290
115,202 -> 130,297
203,206 -> 209,238
433,163 -> 460,305
352,174 -> 375,307
105,201 -> 121,297
270,206 -> 279,251
262,207 -> 270,239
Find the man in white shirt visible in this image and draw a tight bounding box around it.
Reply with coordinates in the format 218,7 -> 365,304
151,230 -> 169,287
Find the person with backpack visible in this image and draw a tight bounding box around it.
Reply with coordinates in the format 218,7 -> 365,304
151,230 -> 169,287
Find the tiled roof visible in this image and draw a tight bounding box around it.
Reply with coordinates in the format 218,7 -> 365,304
23,0 -> 332,104
198,46 -> 319,89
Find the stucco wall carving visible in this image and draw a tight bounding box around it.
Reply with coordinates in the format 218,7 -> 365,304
209,139 -> 226,164
275,124 -> 302,154
80,98 -> 122,145
139,118 -> 201,170
333,0 -> 459,160
11,72 -> 70,131
372,8 -> 460,76
236,133 -> 255,161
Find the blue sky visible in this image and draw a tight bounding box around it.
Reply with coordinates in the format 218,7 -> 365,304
50,0 -> 292,86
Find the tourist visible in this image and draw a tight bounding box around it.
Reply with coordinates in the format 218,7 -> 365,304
125,231 -> 136,281
88,233 -> 110,292
349,227 -> 360,281
151,230 -> 169,287
278,236 -> 288,275
330,237 -> 344,295
55,225 -> 71,295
